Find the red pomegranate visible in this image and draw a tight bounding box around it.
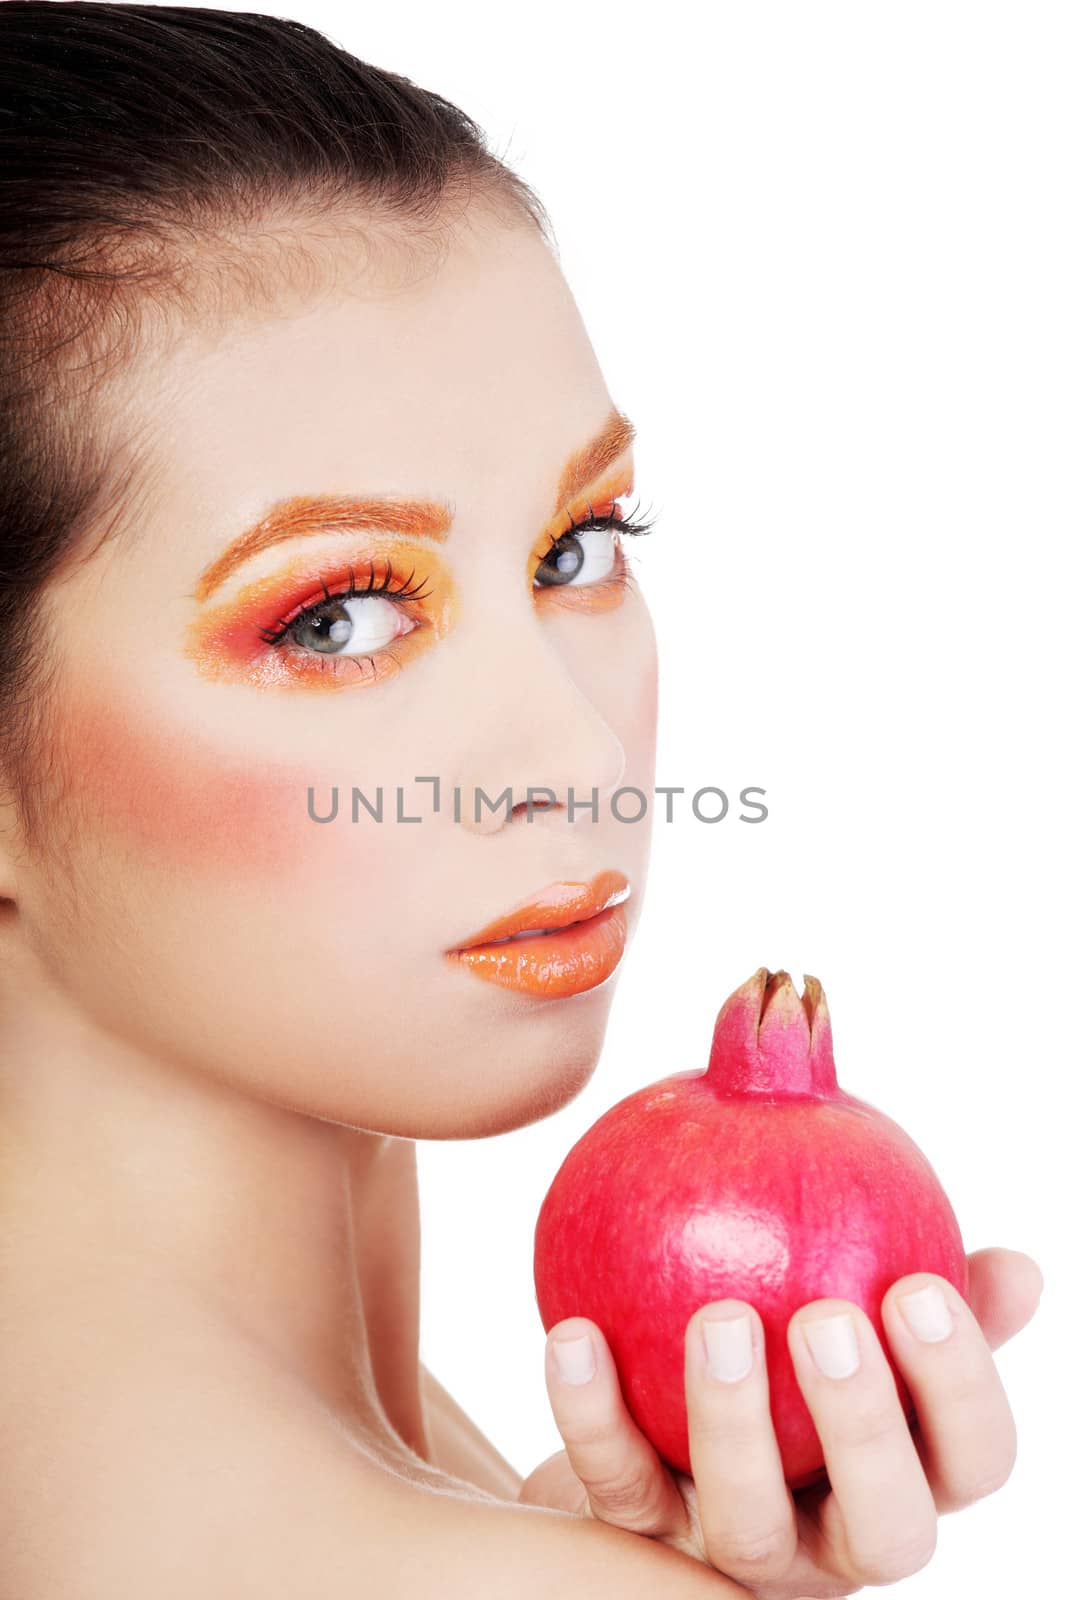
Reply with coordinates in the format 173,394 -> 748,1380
533,966 -> 969,1488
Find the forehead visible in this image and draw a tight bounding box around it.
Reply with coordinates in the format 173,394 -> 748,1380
99,216 -> 612,577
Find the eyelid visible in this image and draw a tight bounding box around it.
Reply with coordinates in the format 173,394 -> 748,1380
184,537 -> 456,682
257,559 -> 433,646
534,473 -> 637,565
212,539 -> 444,613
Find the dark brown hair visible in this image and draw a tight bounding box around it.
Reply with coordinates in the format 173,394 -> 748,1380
0,1 -> 551,846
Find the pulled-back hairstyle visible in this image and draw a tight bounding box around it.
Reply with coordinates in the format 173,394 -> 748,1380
0,1 -> 552,848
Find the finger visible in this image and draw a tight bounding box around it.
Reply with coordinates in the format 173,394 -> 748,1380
881,1272 -> 1019,1513
964,1247 -> 1044,1351
683,1300 -> 798,1585
787,1299 -> 939,1588
544,1318 -> 689,1539
518,1448 -> 591,1514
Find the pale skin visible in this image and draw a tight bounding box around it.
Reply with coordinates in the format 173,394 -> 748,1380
0,198 -> 1042,1598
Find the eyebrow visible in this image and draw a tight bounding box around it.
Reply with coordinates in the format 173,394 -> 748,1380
193,406 -> 636,603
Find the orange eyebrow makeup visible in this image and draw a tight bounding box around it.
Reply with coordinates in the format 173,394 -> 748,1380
553,408 -> 636,519
184,406 -> 638,691
193,405 -> 637,603
194,497 -> 453,605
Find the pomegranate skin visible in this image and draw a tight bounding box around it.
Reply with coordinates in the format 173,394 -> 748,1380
533,967 -> 969,1489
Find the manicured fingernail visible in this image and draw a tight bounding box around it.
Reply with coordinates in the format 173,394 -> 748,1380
552,1334 -> 596,1385
802,1313 -> 861,1378
702,1314 -> 753,1382
898,1283 -> 953,1343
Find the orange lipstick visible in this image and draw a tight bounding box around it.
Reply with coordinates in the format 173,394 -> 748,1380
445,869 -> 630,999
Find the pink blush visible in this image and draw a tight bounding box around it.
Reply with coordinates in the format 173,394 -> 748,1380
52,683 -> 319,880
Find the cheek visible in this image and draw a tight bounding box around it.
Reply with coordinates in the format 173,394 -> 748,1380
50,683 -> 365,885
636,649 -> 659,750
621,616 -> 659,781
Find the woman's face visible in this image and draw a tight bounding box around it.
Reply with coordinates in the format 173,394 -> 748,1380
18,208 -> 658,1139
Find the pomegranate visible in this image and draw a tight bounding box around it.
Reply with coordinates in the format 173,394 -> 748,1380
533,966 -> 969,1489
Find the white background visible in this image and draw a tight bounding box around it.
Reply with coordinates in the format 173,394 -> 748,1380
238,3 -> 1062,1592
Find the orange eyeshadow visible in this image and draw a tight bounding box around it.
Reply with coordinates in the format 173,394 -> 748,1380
527,470 -> 635,599
183,539 -> 457,693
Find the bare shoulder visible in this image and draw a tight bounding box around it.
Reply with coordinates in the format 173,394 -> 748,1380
0,1282 -> 416,1592
0,1287 -> 747,1599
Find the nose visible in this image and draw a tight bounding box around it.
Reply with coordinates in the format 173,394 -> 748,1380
450,616 -> 628,839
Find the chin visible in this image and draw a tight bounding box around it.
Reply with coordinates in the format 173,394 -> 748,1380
441,1003 -> 610,1139
436,1067 -> 594,1140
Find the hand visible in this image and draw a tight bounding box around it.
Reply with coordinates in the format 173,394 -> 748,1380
519,1247 -> 1042,1599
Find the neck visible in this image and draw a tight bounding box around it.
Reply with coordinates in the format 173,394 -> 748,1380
0,972 -> 428,1463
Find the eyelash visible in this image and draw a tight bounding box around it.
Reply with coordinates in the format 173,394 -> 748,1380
556,498 -> 658,545
534,498 -> 658,599
255,498 -> 659,654
256,559 -> 432,647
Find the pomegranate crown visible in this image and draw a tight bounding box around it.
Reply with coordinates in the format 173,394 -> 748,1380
706,967 -> 838,1097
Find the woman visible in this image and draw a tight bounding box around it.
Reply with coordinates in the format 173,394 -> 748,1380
0,5 -> 1042,1596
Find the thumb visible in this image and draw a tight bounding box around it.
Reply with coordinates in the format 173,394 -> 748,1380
967,1247 -> 1044,1350
518,1449 -> 590,1514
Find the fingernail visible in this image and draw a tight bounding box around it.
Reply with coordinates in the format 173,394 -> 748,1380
552,1334 -> 596,1385
702,1314 -> 753,1382
802,1313 -> 861,1378
898,1283 -> 953,1343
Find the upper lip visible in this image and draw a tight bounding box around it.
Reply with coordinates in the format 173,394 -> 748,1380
447,869 -> 631,952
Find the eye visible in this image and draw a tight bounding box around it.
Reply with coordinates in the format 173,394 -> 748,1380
534,527 -> 616,589
286,593 -> 416,657
533,502 -> 656,590
257,561 -> 431,657
186,551 -> 451,692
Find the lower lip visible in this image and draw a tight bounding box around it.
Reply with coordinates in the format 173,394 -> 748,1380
445,901 -> 629,999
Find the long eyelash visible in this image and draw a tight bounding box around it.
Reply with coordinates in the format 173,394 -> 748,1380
561,496 -> 659,542
257,560 -> 433,647
537,497 -> 657,594
259,498 -> 659,651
